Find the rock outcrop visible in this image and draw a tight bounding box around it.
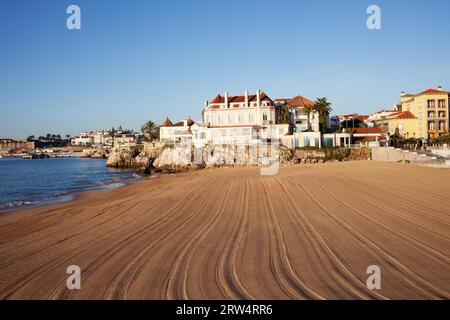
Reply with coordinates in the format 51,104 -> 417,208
106,143 -> 163,173
106,142 -> 366,174
82,149 -> 109,159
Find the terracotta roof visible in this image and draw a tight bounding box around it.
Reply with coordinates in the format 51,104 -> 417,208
351,127 -> 385,134
210,92 -> 274,106
161,118 -> 173,127
287,95 -> 315,108
396,111 -> 416,119
418,88 -> 449,95
173,119 -> 194,127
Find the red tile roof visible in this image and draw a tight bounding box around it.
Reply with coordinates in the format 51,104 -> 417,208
173,119 -> 194,127
161,118 -> 173,127
210,92 -> 274,106
287,95 -> 315,108
396,111 -> 416,119
419,88 -> 449,95
352,127 -> 385,134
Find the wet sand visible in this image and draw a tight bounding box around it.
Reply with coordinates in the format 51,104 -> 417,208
0,161 -> 449,300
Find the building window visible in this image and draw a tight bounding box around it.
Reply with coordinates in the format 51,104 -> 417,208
263,113 -> 268,121
428,121 -> 435,131
439,121 -> 446,131
438,111 -> 446,118
438,100 -> 446,108
427,100 -> 436,108
428,111 -> 435,119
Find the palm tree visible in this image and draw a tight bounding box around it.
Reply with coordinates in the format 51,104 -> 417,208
314,97 -> 333,133
141,120 -> 159,141
303,104 -> 316,131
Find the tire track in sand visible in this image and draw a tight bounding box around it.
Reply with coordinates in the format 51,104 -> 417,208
293,176 -> 450,299
164,183 -> 233,300
258,178 -> 325,300
273,178 -> 387,300
215,179 -> 255,300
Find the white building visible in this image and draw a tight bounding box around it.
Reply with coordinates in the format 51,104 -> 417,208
160,118 -> 196,143
159,90 -> 323,146
71,133 -> 94,146
71,130 -> 114,147
93,131 -> 113,147
113,133 -> 138,146
202,90 -> 277,143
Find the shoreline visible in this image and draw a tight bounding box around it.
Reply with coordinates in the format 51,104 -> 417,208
0,157 -> 140,213
0,161 -> 449,299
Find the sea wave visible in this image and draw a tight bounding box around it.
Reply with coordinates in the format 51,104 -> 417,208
0,201 -> 33,210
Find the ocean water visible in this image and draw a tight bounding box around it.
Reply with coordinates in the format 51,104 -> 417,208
0,158 -> 138,211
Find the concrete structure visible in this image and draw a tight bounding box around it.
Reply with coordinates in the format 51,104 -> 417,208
371,147 -> 450,168
0,139 -> 35,151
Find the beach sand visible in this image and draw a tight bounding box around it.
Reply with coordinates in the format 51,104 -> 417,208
0,161 -> 449,300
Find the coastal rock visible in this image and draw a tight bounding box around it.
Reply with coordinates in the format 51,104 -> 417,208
82,149 -> 109,159
153,146 -> 192,173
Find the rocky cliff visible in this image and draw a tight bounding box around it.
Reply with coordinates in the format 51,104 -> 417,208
106,143 -> 368,174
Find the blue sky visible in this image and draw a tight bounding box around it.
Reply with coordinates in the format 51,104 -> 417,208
1,0 -> 449,139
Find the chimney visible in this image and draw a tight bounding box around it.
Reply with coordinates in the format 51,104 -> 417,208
204,100 -> 208,109
244,90 -> 249,107
256,89 -> 261,106
437,86 -> 443,91
224,92 -> 229,107
183,120 -> 188,127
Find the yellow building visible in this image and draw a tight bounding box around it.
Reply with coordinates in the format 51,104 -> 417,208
372,110 -> 419,138
399,87 -> 449,139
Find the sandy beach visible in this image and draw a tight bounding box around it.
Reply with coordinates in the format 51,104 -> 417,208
0,161 -> 449,300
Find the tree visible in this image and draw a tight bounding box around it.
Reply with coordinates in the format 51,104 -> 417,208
303,104 -> 316,131
314,97 -> 333,133
26,135 -> 35,142
141,120 -> 159,141
46,133 -> 52,140
278,104 -> 290,124
66,134 -> 71,139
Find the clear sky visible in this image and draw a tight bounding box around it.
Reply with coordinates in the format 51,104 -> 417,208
1,0 -> 449,139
